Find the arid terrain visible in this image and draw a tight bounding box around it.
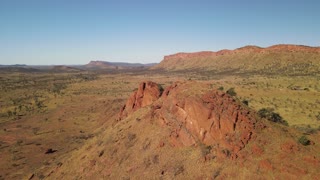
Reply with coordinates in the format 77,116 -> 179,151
1,45 -> 320,179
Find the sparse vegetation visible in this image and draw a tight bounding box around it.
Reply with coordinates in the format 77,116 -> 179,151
158,84 -> 164,95
258,108 -> 288,126
316,112 -> 320,121
199,143 -> 212,158
293,125 -> 319,134
52,83 -> 67,94
221,149 -> 231,157
1,65 -> 320,179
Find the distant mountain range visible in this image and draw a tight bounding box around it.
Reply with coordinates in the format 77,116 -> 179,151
0,61 -> 157,72
1,44 -> 320,75
84,61 -> 157,70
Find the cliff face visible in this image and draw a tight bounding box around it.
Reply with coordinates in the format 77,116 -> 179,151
152,44 -> 320,74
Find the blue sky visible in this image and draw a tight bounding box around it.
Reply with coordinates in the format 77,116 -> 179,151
0,0 -> 319,65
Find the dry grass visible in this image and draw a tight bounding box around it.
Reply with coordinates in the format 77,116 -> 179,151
0,70 -> 319,179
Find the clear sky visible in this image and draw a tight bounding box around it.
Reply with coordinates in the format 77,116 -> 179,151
1,0 -> 319,65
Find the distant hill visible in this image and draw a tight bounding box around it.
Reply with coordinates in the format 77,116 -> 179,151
152,44 -> 320,75
0,65 -> 40,73
84,60 -> 157,70
51,65 -> 83,72
0,61 -> 158,72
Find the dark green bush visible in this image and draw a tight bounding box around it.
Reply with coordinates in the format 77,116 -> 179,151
257,108 -> 288,126
298,136 -> 310,146
242,100 -> 249,106
226,88 -> 236,96
218,86 -> 224,91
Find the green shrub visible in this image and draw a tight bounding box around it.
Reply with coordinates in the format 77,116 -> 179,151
298,136 -> 310,146
257,108 -> 288,126
218,86 -> 224,91
226,88 -> 236,96
242,100 -> 249,106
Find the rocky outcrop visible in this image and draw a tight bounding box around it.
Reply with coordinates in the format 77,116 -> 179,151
119,81 -> 162,119
153,82 -> 262,159
120,81 -> 263,159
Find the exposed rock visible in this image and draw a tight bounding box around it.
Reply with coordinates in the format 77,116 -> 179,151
158,141 -> 165,148
251,144 -> 264,156
303,155 -> 320,165
280,140 -> 300,153
119,81 -> 162,119
120,81 -> 263,159
259,159 -> 274,171
154,82 -> 262,158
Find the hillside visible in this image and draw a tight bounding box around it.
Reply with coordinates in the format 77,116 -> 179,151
152,44 -> 320,75
0,66 -> 40,73
38,81 -> 320,179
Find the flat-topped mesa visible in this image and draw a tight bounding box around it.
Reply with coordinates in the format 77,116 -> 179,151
119,81 -> 162,119
87,60 -> 111,66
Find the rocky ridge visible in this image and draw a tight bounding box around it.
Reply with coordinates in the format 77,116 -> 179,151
120,81 -> 265,159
